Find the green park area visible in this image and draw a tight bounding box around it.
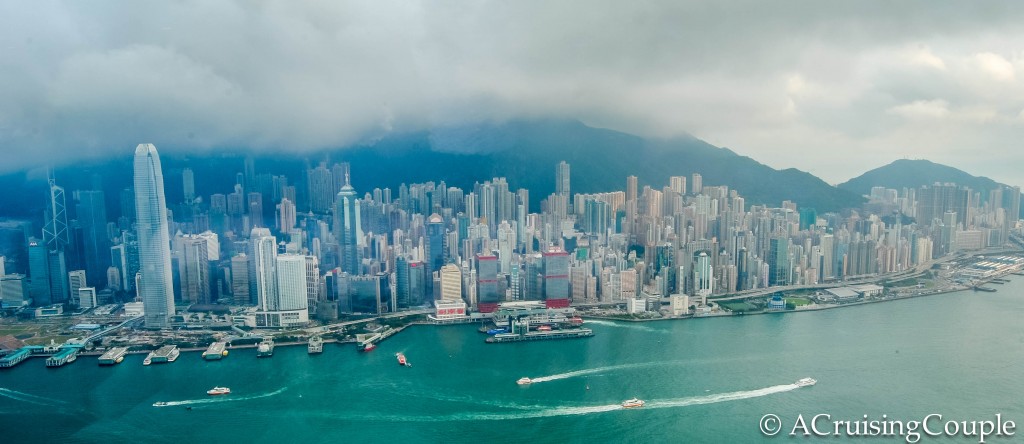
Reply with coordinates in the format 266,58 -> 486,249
785,297 -> 812,307
719,301 -> 759,313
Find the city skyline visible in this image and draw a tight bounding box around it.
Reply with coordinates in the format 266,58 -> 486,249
2,2 -> 1024,187
3,144 -> 1019,325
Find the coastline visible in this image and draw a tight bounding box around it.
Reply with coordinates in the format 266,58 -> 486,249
581,270 -> 1010,324
15,252 -> 1021,364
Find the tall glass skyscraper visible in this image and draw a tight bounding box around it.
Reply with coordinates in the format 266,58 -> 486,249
334,180 -> 361,275
75,190 -> 109,286
134,144 -> 175,328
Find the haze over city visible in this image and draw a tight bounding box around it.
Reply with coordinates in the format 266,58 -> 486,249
2,1 -> 1024,185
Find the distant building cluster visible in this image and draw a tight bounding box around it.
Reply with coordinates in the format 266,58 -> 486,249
0,146 -> 1020,328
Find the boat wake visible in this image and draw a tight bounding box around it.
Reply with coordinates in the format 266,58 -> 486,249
529,361 -> 681,383
318,382 -> 802,422
645,384 -> 799,409
0,387 -> 67,406
153,387 -> 288,407
458,383 -> 800,421
583,319 -> 663,333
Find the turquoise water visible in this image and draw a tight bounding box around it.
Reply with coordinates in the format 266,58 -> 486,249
2,279 -> 1023,443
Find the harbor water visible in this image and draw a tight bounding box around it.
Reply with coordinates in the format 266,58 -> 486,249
2,278 -> 1023,443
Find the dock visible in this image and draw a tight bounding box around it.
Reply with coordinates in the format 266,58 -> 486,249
256,339 -> 275,357
1,343 -> 85,369
144,345 -> 180,365
202,342 -> 227,360
45,348 -> 79,367
356,326 -> 403,351
307,336 -> 323,354
486,328 -> 594,343
0,347 -> 34,368
98,347 -> 128,365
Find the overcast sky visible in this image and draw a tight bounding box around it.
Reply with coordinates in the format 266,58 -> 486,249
2,1 -> 1023,186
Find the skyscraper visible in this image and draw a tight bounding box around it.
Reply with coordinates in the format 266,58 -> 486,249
334,179 -> 361,275
439,263 -> 462,302
230,253 -> 250,305
134,144 -> 175,328
693,251 -> 713,306
175,234 -> 211,305
542,248 -> 570,308
556,161 -> 570,197
269,254 -> 310,327
42,173 -> 70,251
278,198 -> 297,231
307,162 -> 334,214
768,237 -> 790,287
476,254 -> 500,312
626,175 -> 638,203
75,190 -> 109,287
251,227 -> 278,311
68,269 -> 86,305
182,167 -> 195,202
426,213 -> 445,273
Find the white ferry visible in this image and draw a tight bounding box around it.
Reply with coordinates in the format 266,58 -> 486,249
795,377 -> 817,387
207,387 -> 231,396
621,398 -> 645,409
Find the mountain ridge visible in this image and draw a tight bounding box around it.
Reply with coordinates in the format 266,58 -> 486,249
838,159 -> 1005,196
2,119 -> 867,219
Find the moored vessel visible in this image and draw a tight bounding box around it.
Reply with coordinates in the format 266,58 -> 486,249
361,342 -> 376,352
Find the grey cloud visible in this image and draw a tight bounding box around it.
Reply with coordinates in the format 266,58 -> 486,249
2,1 -> 1024,187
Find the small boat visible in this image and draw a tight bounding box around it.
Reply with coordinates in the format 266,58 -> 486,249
361,342 -> 376,352
537,325 -> 552,332
396,352 -> 409,366
795,377 -> 817,387
207,387 -> 231,396
621,398 -> 645,409
517,377 -> 532,385
153,402 -> 167,407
